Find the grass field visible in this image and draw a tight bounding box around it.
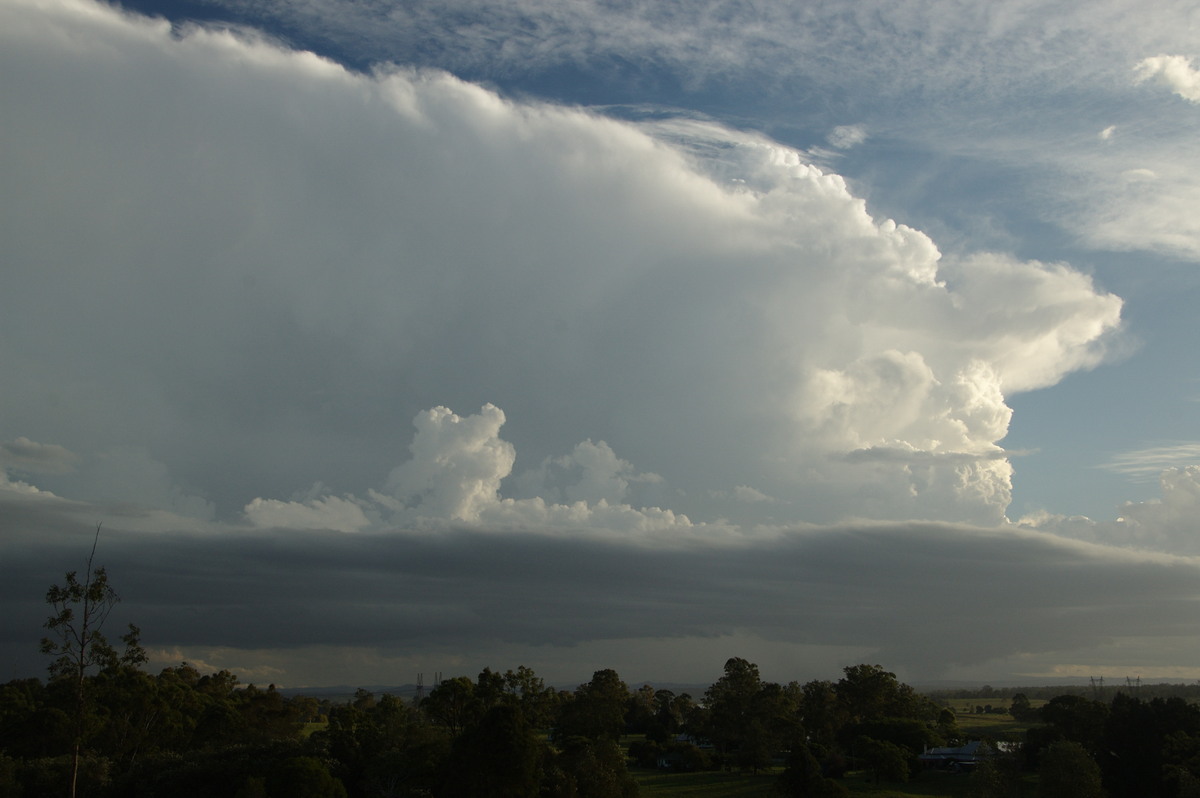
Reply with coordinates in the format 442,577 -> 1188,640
841,769 -> 972,796
632,768 -> 782,797
940,697 -> 1043,741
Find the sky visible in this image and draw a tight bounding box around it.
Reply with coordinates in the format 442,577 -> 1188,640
3,0 -> 1200,689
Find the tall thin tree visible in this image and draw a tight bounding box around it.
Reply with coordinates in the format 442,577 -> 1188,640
41,523 -> 144,798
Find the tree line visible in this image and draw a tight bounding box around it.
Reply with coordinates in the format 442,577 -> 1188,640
1,651 -> 959,797
972,691 -> 1200,798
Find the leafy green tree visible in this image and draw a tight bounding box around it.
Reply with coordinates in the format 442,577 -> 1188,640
0,678 -> 64,759
703,658 -> 801,773
422,676 -> 478,737
625,684 -> 657,735
645,689 -> 677,741
1037,695 -> 1108,756
116,739 -> 315,798
1038,740 -> 1104,798
777,743 -> 849,797
936,706 -> 960,741
88,667 -> 164,771
441,704 -> 544,798
557,670 -> 629,742
502,666 -> 559,730
1168,766 -> 1200,798
549,736 -> 639,798
0,753 -> 20,797
854,735 -> 909,784
836,665 -> 923,726
851,717 -> 938,756
968,748 -> 1023,798
704,657 -> 763,767
799,679 -> 843,752
1165,728 -> 1200,797
1009,693 -> 1034,721
474,667 -> 507,712
235,683 -> 306,744
272,756 -> 348,798
1098,693 -> 1200,798
319,691 -> 448,798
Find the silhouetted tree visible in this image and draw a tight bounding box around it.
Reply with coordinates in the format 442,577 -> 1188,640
41,523 -> 145,798
835,664 -> 924,727
422,676 -> 478,737
1009,693 -> 1034,721
442,704 -> 543,798
854,735 -> 909,784
549,736 -> 639,798
557,670 -> 629,742
1038,740 -> 1104,798
777,742 -> 849,797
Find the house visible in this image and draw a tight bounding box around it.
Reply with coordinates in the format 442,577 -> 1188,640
917,740 -> 993,771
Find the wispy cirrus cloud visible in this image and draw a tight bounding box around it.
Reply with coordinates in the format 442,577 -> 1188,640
119,0 -> 1200,266
1102,444 -> 1200,480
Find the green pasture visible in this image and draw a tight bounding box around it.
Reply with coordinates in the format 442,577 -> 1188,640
841,769 -> 975,796
940,696 -> 1043,740
632,768 -> 782,797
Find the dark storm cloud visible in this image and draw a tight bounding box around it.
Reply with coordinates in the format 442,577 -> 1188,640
5,493 -> 1198,681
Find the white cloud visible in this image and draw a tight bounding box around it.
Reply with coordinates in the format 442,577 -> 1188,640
245,494 -> 373,533
1070,165 -> 1200,260
248,405 -> 707,537
0,436 -> 79,475
0,0 -> 1123,531
1020,466 -> 1200,555
77,447 -> 216,521
381,404 -> 515,523
1135,55 -> 1200,103
147,646 -> 286,683
1115,466 -> 1200,551
192,0 -> 1200,106
515,439 -> 662,506
1120,168 -> 1157,182
827,124 -> 867,149
0,474 -> 54,497
167,0 -> 1200,264
733,485 -> 773,503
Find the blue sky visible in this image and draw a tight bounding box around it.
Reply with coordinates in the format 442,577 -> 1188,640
3,0 -> 1200,688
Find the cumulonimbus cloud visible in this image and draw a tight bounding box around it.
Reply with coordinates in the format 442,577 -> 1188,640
245,404 -> 702,536
0,0 -> 1121,532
